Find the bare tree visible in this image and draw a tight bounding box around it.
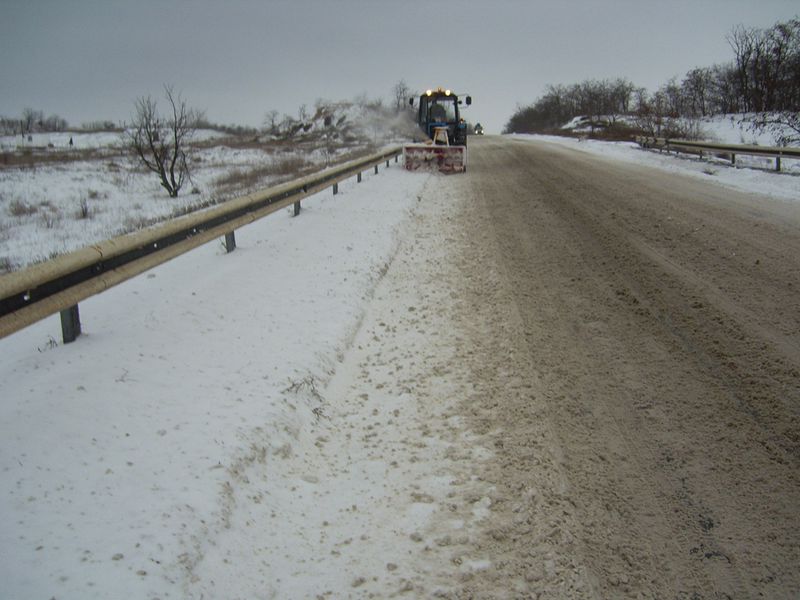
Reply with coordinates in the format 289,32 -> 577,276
708,62 -> 741,114
21,108 -> 43,134
297,104 -> 309,123
392,79 -> 411,112
127,85 -> 203,198
44,114 -> 68,132
681,68 -> 713,117
263,109 -> 279,134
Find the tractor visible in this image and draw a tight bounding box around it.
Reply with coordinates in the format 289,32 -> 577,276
403,87 -> 472,173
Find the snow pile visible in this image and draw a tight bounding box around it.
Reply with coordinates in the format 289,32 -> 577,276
560,115 -> 611,132
697,114 -> 784,146
265,100 -> 416,147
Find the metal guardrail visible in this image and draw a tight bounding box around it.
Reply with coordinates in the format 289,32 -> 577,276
635,136 -> 800,171
0,146 -> 402,342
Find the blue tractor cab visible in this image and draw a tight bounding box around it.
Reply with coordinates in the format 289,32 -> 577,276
410,88 -> 472,146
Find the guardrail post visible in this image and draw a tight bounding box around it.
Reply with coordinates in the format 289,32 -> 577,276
357,172 -> 362,183
60,304 -> 81,344
295,184 -> 308,214
776,156 -> 781,172
333,183 -> 338,195
730,153 -> 736,166
386,159 -> 389,168
374,164 -> 378,175
224,231 -> 236,253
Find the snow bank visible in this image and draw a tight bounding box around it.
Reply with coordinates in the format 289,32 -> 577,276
0,165 -> 426,600
512,133 -> 800,203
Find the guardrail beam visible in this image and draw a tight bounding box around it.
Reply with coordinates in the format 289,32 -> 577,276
635,135 -> 798,172
0,146 -> 403,341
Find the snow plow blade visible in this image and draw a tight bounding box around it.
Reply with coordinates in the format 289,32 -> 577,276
403,144 -> 467,173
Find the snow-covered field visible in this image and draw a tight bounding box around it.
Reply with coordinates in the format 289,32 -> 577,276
1,97 -> 415,274
0,129 -> 228,152
0,130 -> 367,272
1,131 -> 798,599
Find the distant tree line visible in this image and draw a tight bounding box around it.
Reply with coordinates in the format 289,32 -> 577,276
504,78 -> 638,134
0,108 -> 69,136
504,16 -> 800,142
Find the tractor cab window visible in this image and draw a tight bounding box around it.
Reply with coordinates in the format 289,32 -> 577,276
428,97 -> 457,123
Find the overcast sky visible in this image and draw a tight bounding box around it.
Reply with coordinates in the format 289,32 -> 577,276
1,0 -> 798,134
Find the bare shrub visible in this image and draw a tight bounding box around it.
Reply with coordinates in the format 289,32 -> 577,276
213,156 -> 312,196
283,375 -> 323,400
214,167 -> 251,190
283,375 -> 327,420
745,111 -> 800,146
122,215 -> 151,230
0,256 -> 13,274
271,156 -> 311,176
8,199 -> 37,217
661,117 -> 707,140
77,197 -> 91,219
39,208 -> 60,229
